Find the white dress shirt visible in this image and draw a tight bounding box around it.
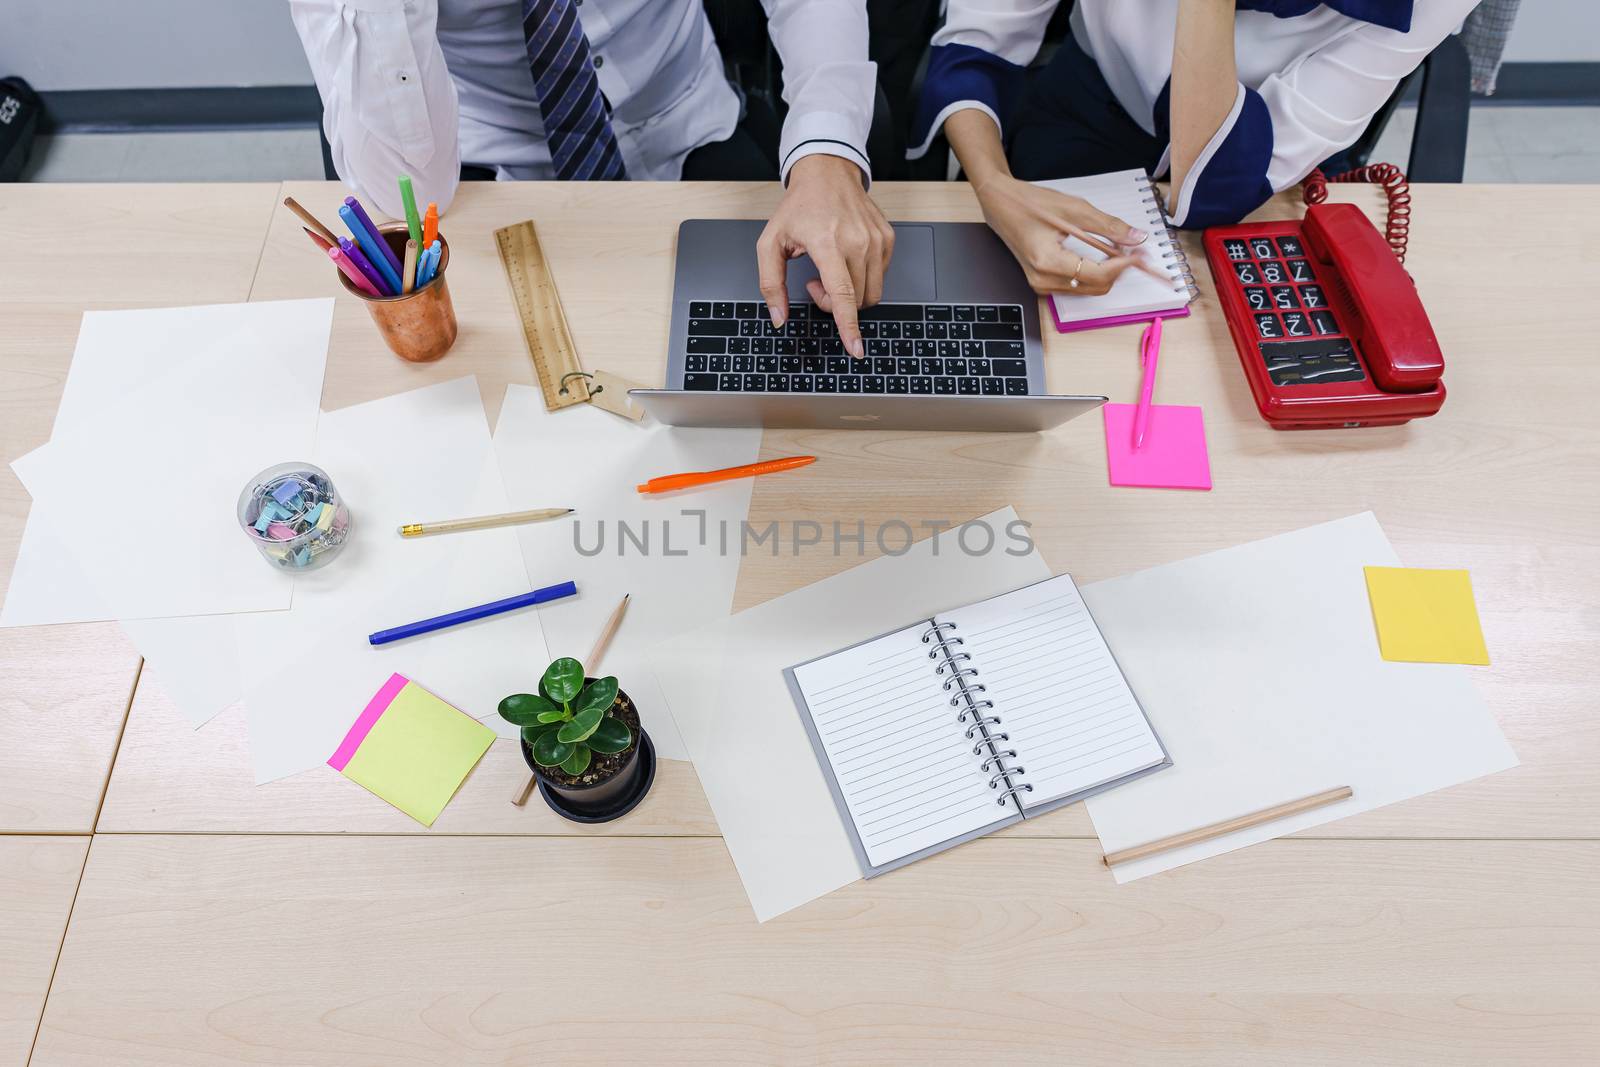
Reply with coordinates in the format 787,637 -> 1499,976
289,0 -> 877,219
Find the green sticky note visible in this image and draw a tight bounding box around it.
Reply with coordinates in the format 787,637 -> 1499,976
328,674 -> 495,826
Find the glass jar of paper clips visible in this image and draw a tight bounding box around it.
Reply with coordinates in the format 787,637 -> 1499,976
237,462 -> 352,572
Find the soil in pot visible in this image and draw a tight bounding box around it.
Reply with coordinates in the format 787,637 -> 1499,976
527,690 -> 641,788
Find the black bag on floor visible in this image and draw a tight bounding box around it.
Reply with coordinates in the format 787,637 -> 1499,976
0,76 -> 42,181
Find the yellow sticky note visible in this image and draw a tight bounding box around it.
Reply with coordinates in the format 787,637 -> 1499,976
1363,566 -> 1490,666
329,674 -> 495,826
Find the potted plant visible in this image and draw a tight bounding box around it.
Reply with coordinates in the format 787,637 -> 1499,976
498,656 -> 654,822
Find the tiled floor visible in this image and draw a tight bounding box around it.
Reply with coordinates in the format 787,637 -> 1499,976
19,106 -> 1600,184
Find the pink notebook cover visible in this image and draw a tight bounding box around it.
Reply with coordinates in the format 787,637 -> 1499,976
1049,302 -> 1191,334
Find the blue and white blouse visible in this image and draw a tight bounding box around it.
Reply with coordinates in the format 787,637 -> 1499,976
911,1 -> 1478,227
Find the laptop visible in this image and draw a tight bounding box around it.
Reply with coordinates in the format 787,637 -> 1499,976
629,220 -> 1106,431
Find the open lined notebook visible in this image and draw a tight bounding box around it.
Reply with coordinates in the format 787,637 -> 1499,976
785,574 -> 1169,876
1039,169 -> 1197,332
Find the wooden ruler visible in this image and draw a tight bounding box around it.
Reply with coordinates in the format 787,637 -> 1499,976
495,219 -> 590,410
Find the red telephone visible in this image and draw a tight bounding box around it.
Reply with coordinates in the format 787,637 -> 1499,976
1202,166 -> 1445,429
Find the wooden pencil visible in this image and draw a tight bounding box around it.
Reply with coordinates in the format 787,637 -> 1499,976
1101,786 -> 1354,868
402,238 -> 418,294
586,594 -> 631,669
512,593 -> 631,807
398,507 -> 573,538
302,226 -> 333,254
283,196 -> 337,246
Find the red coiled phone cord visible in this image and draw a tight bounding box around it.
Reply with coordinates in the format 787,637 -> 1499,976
1302,163 -> 1412,265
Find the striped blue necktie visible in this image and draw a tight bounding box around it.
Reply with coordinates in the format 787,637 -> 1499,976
521,0 -> 626,180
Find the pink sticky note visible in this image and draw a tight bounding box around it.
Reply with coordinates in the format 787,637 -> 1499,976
1102,403 -> 1212,490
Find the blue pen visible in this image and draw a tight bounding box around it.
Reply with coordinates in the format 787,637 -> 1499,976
418,240 -> 442,286
367,580 -> 577,645
338,203 -> 404,295
416,242 -> 436,286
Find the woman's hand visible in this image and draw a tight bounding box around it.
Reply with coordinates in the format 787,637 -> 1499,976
942,109 -> 1164,297
972,173 -> 1165,296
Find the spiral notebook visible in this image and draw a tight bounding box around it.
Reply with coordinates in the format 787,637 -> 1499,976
784,573 -> 1170,877
1039,169 -> 1197,333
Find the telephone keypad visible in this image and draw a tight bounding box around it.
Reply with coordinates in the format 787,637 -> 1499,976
1215,227 -> 1363,388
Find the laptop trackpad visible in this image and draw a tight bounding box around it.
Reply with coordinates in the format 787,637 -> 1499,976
784,224 -> 936,303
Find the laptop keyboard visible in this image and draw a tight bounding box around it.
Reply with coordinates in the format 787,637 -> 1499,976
681,300 -> 1030,395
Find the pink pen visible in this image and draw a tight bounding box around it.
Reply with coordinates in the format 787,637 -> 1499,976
328,246 -> 382,298
1132,315 -> 1162,449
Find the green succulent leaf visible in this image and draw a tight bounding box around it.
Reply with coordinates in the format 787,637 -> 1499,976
535,710 -> 566,724
498,692 -> 557,727
520,722 -> 558,748
586,716 -> 632,754
561,745 -> 592,776
556,704 -> 605,744
542,657 -> 585,704
532,729 -> 574,768
574,676 -> 619,718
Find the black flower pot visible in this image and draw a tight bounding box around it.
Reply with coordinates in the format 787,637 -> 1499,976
520,684 -> 655,823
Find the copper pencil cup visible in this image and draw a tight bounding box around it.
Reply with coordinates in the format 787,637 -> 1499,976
337,222 -> 458,363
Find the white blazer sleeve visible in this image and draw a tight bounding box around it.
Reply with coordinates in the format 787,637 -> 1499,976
909,0 -> 1061,159
1170,0 -> 1478,228
761,0 -> 878,185
288,0 -> 461,217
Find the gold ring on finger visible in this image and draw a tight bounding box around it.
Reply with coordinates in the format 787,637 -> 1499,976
1068,259 -> 1085,289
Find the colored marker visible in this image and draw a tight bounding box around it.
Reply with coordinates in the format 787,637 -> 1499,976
398,175 -> 423,248
338,236 -> 391,296
422,201 -> 438,247
367,580 -> 578,645
342,195 -> 403,278
338,204 -> 403,295
329,246 -> 381,298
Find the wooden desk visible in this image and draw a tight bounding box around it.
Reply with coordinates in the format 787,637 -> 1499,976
0,185 -> 282,836
3,181 -> 1596,1063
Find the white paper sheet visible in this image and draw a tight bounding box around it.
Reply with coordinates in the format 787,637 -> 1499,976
650,508 -> 1051,921
492,383 -> 763,761
1082,512 -> 1519,882
236,376 -> 550,783
1,300 -> 333,624
6,448 -> 243,727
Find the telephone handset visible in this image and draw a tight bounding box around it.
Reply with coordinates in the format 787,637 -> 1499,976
1203,165 -> 1446,429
